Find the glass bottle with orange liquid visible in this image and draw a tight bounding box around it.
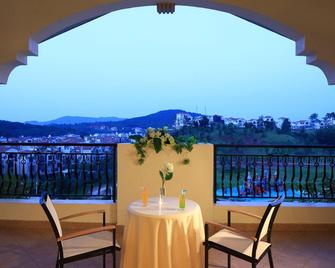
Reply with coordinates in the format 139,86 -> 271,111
141,187 -> 148,207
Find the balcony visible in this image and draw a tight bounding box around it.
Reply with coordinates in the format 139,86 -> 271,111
1,143 -> 335,267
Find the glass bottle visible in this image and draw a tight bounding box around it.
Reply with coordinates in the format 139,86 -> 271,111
141,187 -> 148,207
159,186 -> 165,204
179,189 -> 187,209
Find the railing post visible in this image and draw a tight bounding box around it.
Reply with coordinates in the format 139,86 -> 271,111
112,144 -> 117,203
330,158 -> 334,199
0,153 -> 3,194
213,144 -> 217,203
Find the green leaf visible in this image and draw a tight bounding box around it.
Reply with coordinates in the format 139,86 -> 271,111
129,135 -> 143,142
134,128 -> 197,166
186,144 -> 193,152
183,158 -> 190,165
173,144 -> 182,154
165,172 -> 173,180
159,170 -> 164,180
153,137 -> 162,153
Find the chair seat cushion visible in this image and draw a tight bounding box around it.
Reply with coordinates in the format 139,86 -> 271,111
62,230 -> 119,258
208,228 -> 271,260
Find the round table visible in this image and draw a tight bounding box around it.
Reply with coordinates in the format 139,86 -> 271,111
120,197 -> 205,268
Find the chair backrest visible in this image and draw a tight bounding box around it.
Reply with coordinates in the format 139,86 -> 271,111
255,195 -> 284,243
40,192 -> 63,238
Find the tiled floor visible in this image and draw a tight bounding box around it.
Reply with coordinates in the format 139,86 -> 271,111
0,223 -> 334,268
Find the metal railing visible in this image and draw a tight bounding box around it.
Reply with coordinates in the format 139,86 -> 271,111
0,143 -> 117,201
214,144 -> 335,202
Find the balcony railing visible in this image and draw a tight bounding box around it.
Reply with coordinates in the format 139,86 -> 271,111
0,143 -> 117,201
2,143 -> 334,202
214,144 -> 335,202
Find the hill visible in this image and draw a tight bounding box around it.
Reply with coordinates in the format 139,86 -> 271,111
0,120 -> 89,138
26,116 -> 125,125
0,110 -> 200,137
110,109 -> 200,128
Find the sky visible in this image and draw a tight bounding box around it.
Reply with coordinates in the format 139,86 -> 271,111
0,6 -> 334,123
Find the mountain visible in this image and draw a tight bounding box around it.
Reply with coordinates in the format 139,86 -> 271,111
26,116 -> 125,125
0,110 -> 201,138
0,120 -> 90,138
109,109 -> 201,128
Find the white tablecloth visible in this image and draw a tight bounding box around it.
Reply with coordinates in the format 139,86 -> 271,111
120,197 -> 205,268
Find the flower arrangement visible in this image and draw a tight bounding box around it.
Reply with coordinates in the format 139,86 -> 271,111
159,162 -> 174,189
131,127 -> 196,165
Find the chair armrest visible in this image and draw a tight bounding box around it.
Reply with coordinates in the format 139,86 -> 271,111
224,225 -> 257,242
228,209 -> 262,220
57,225 -> 116,242
205,220 -> 227,229
205,221 -> 257,242
59,210 -> 105,221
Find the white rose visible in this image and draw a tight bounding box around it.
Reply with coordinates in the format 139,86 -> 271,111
165,162 -> 174,173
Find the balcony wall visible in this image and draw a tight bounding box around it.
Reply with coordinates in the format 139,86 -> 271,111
117,144 -> 213,224
1,144 -> 335,226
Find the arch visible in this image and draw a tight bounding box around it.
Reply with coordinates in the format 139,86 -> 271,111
1,0 -> 334,85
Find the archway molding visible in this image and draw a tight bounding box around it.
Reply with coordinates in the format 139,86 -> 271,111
1,0 -> 334,85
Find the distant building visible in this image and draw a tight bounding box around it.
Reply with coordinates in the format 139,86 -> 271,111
132,127 -> 144,135
246,119 -> 258,127
175,113 -> 193,129
62,134 -> 83,144
207,115 -> 214,124
276,117 -> 288,129
224,117 -> 246,128
263,116 -> 274,122
324,118 -> 335,126
291,120 -> 311,130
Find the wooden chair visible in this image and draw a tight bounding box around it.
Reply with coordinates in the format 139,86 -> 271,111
204,195 -> 284,268
40,192 -> 119,268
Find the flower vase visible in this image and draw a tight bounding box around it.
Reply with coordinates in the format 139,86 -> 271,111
159,186 -> 166,204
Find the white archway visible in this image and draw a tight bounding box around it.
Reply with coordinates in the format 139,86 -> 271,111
1,1 -> 334,85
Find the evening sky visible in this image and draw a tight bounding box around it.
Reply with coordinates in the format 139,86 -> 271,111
0,6 -> 334,122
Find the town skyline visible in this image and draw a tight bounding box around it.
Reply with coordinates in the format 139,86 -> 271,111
1,109 -> 335,141
5,109 -> 335,126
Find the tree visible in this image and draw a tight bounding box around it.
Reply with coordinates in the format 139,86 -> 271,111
244,122 -> 256,129
199,116 -> 209,128
243,122 -> 256,135
192,121 -> 199,127
264,120 -> 276,130
257,116 -> 264,129
224,123 -> 236,135
280,118 -> 291,133
324,112 -> 335,124
324,112 -> 335,120
213,115 -> 224,124
309,113 -> 318,122
316,126 -> 335,145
